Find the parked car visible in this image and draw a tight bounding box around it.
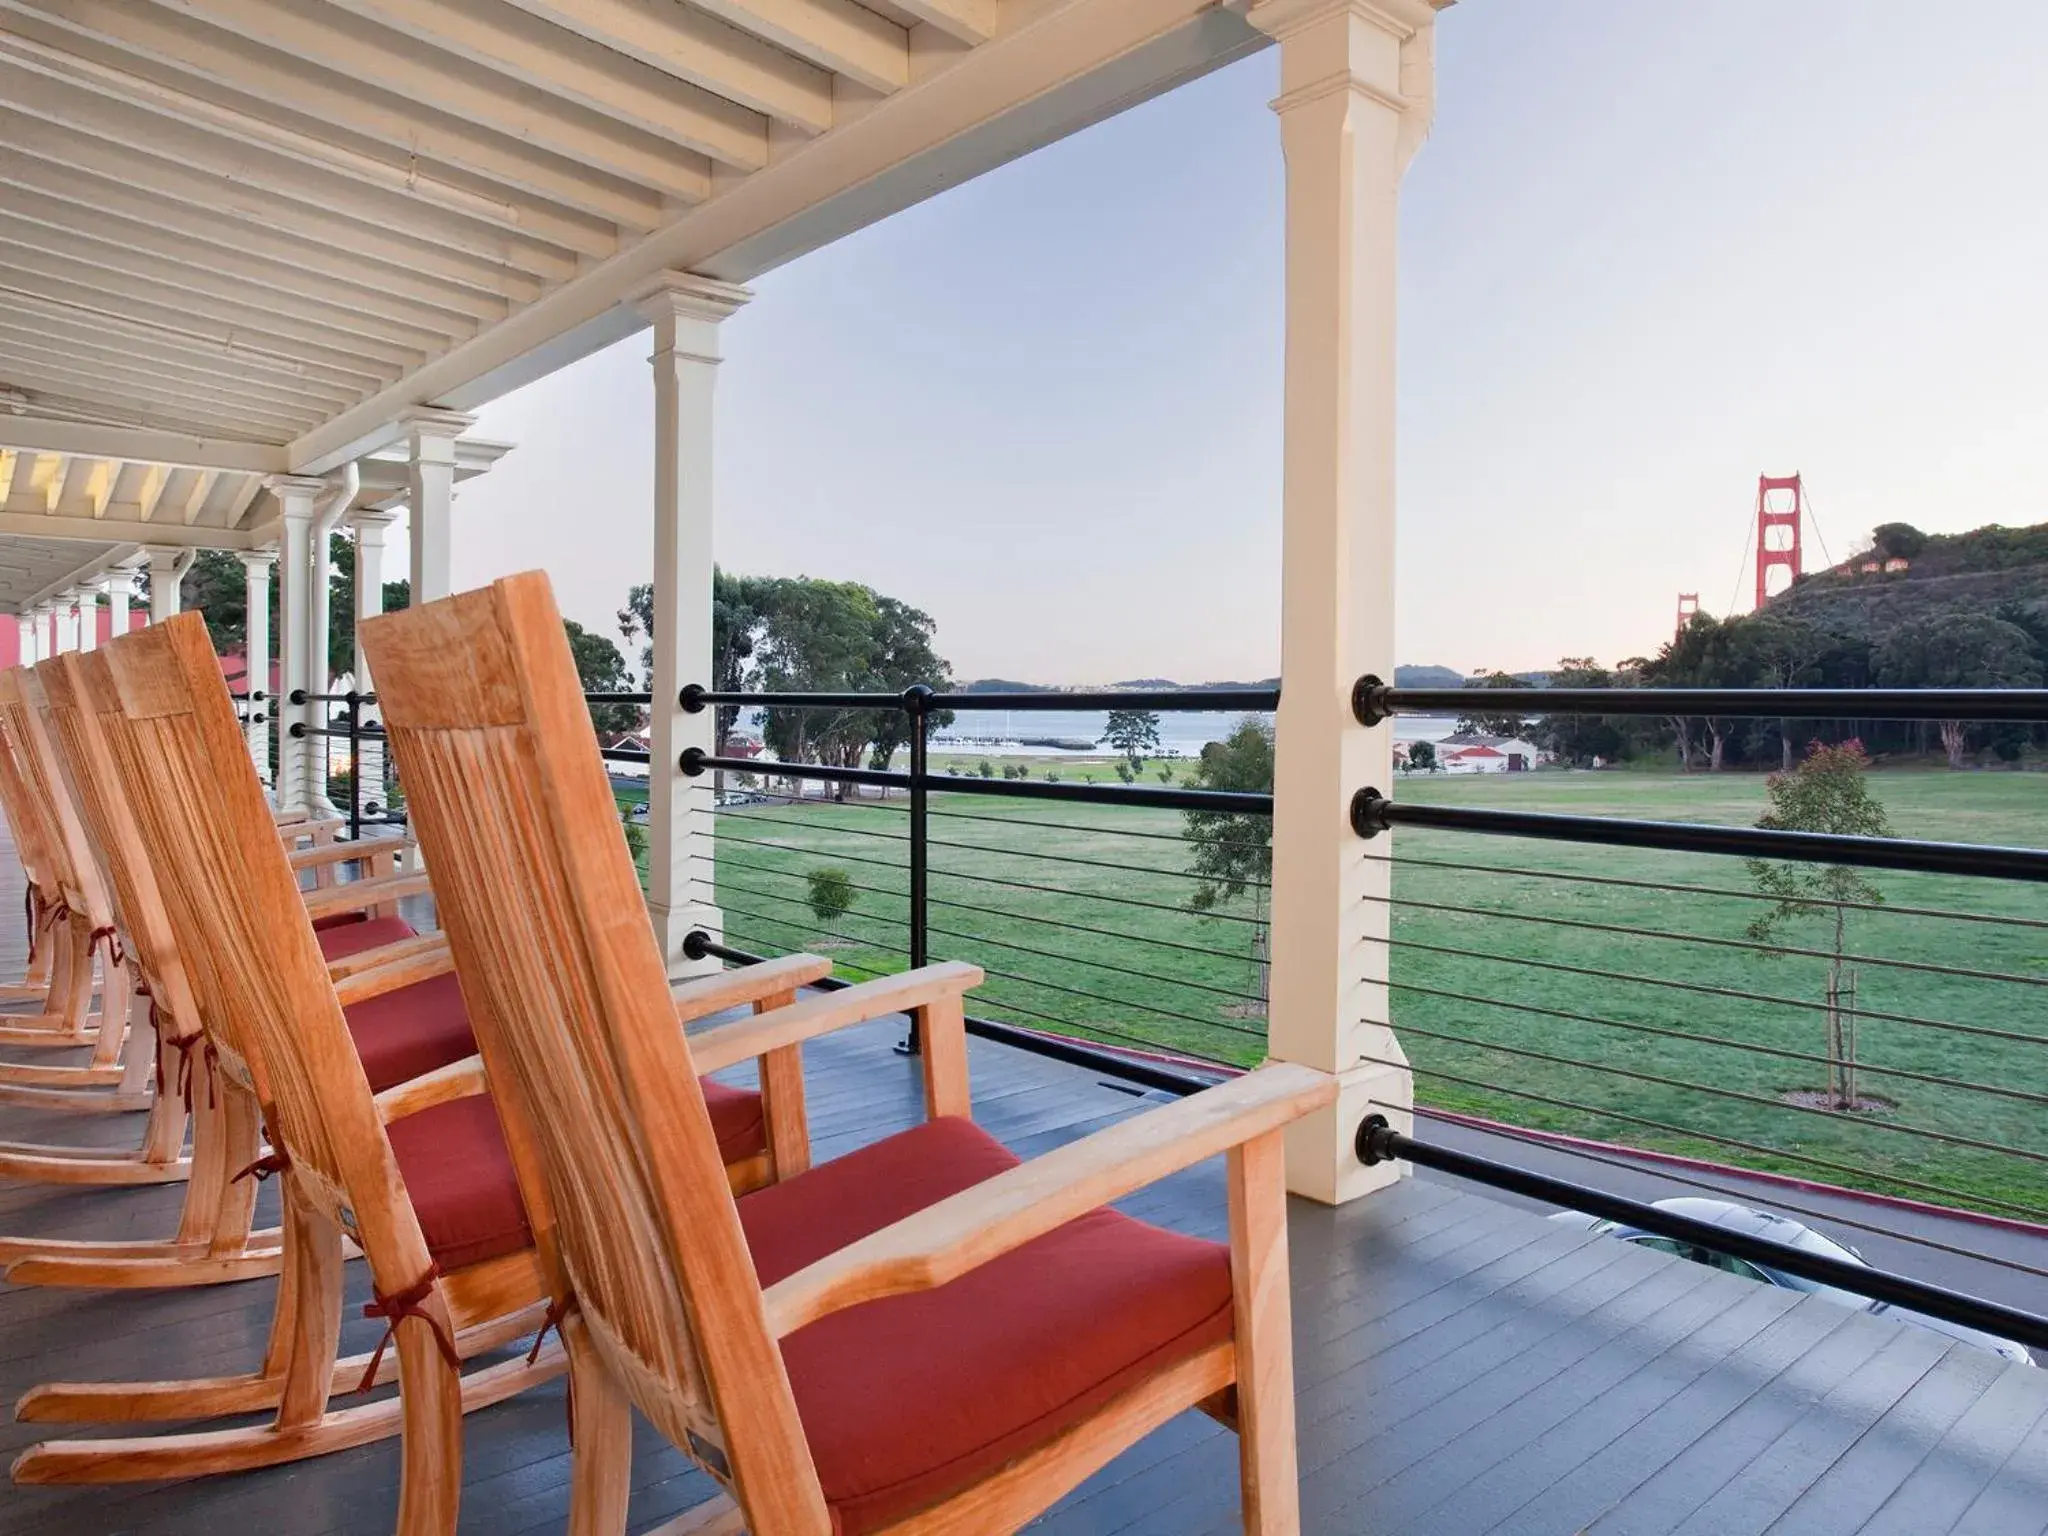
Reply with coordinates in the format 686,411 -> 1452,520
625,802 -> 649,824
1550,1196 -> 2033,1367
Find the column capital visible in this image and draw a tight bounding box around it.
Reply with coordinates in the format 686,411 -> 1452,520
236,548 -> 279,572
633,272 -> 752,329
1248,0 -> 1442,41
140,544 -> 190,568
264,473 -> 330,510
399,406 -> 478,443
348,506 -> 402,534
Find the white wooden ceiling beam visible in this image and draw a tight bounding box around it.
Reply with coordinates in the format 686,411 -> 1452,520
50,451 -> 95,513
685,0 -> 908,93
0,330 -> 344,422
0,298 -> 381,399
0,216 -> 464,355
0,416 -> 285,474
0,148 -> 514,320
323,0 -> 768,167
499,0 -> 834,133
174,469 -> 219,525
886,0 -> 997,45
0,508 -> 256,548
0,187 -> 483,338
0,66 -> 584,280
0,254 -> 423,377
0,452 -> 40,511
0,268 -> 395,387
154,0 -> 716,202
0,352 -> 317,437
0,320 -> 357,414
2,0 -> 663,231
0,31 -> 618,262
0,112 -> 553,304
3,378 -> 299,445
198,470 -> 265,531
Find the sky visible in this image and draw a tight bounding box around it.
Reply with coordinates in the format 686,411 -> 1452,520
442,0 -> 2048,684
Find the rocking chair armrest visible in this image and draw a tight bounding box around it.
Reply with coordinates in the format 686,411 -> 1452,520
277,815 -> 344,840
689,963 -> 983,1077
326,932 -> 447,982
289,837 -> 416,873
373,1053 -> 487,1124
671,953 -> 834,1024
332,938 -> 455,1006
761,1063 -> 1334,1339
300,872 -> 431,920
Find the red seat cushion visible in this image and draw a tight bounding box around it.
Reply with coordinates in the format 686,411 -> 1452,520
314,914 -> 416,961
312,911 -> 370,934
384,1095 -> 533,1272
704,1076 -> 766,1163
342,971 -> 478,1094
737,1117 -> 1234,1536
384,1081 -> 768,1273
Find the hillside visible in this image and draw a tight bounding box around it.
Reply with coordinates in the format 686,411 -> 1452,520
1765,520 -> 2048,637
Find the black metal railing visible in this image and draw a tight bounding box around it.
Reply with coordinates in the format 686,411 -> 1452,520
676,684 -> 1277,1069
1347,679 -> 2048,1359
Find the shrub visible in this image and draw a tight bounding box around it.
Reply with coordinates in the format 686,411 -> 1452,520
806,867 -> 855,925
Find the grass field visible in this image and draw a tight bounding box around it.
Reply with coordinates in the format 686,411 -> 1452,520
636,768 -> 2048,1220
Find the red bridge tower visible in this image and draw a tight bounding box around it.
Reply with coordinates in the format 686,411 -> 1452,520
1755,473 -> 1804,608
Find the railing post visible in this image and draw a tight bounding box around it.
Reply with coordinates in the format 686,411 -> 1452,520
901,685 -> 932,1055
346,691 -> 363,841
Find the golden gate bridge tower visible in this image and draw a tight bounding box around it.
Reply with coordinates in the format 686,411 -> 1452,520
1754,473 -> 1804,607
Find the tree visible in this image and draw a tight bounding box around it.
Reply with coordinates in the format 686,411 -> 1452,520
1114,761 -> 1135,784
1870,522 -> 1928,561
1529,658 -> 1626,767
327,533 -> 409,682
1455,671 -> 1529,737
1100,709 -> 1162,769
1875,609 -> 2042,767
619,570 -> 776,756
1406,739 -> 1437,773
805,867 -> 855,926
1645,613 -> 1743,770
1745,741 -> 1894,1109
1182,719 -> 1275,996
563,620 -> 642,736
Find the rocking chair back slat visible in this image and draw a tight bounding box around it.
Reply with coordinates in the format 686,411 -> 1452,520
93,615 -> 431,1273
0,667 -> 110,925
363,575 -> 829,1528
40,655 -> 204,1040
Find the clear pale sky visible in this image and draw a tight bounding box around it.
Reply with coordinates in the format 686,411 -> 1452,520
444,0 -> 2048,684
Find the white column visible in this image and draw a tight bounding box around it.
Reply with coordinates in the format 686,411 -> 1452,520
104,567 -> 132,644
350,507 -> 400,816
238,550 -> 277,785
302,468 -> 357,816
143,546 -> 190,623
637,274 -> 749,975
17,611 -> 39,665
1250,0 -> 1438,1204
50,596 -> 76,655
268,477 -> 326,813
74,586 -> 98,652
403,408 -> 475,605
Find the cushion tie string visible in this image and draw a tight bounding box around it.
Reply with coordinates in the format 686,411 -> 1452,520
22,883 -> 37,964
525,1293 -> 577,1367
169,1035 -> 218,1111
89,925 -> 123,969
231,1147 -> 290,1185
357,1266 -> 459,1394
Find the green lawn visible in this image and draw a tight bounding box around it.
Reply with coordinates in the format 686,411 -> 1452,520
644,768 -> 2047,1221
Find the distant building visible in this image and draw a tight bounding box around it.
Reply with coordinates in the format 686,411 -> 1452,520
1437,733 -> 1543,773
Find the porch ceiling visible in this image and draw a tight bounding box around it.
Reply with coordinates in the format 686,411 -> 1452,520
0,436 -> 510,611
0,0 -> 1272,474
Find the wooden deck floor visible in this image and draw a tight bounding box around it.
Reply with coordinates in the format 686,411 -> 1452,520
1,848 -> 2044,1533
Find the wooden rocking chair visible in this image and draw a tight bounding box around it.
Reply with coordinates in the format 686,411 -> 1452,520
366,571 -> 1335,1536
0,666 -> 145,1102
7,617 -> 834,1507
